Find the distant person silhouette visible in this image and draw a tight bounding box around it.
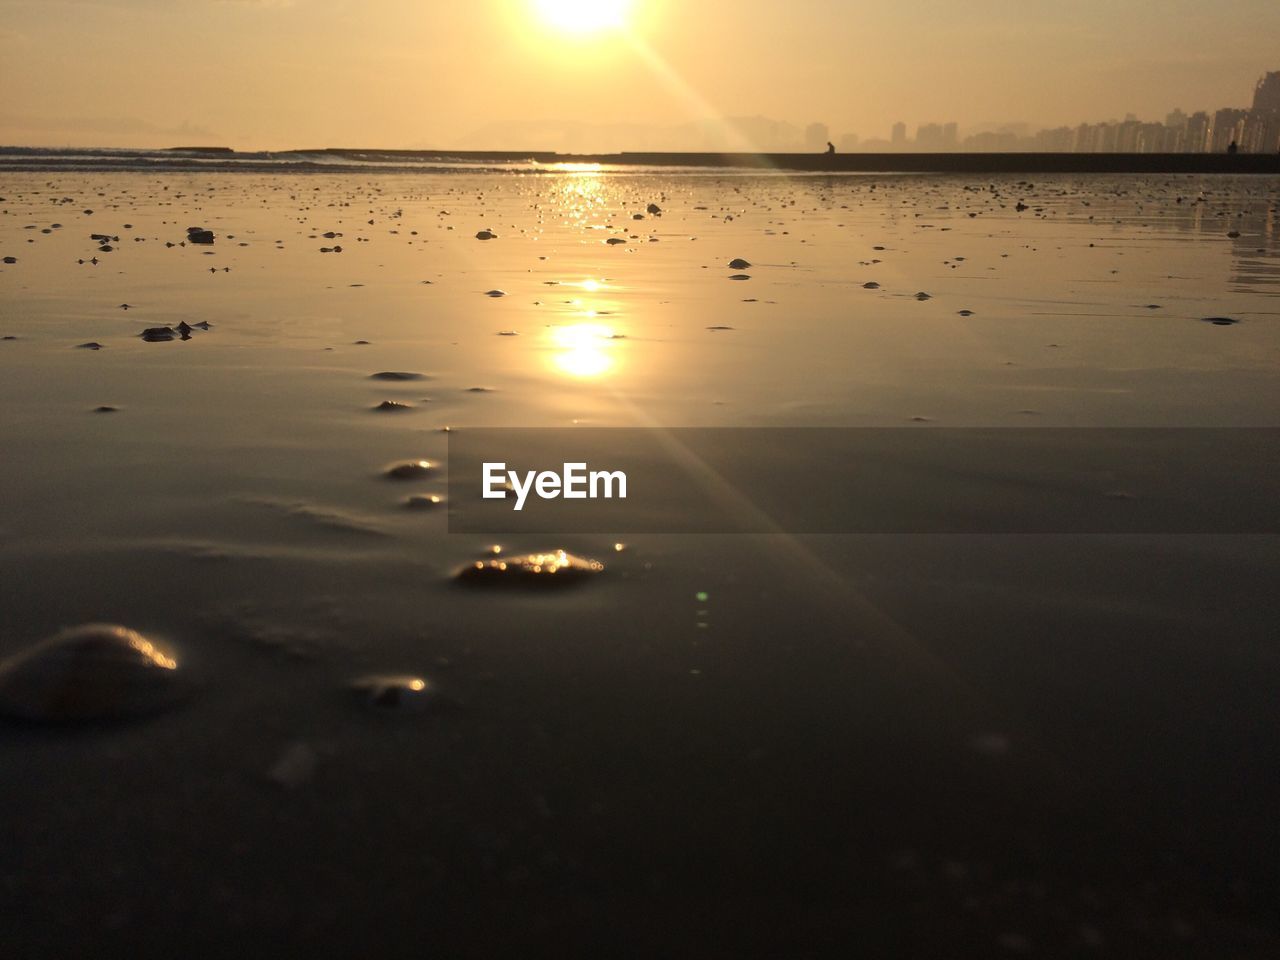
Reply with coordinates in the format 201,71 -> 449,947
826,141 -> 836,155
1227,140 -> 1239,154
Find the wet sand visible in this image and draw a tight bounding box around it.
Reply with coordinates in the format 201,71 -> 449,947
1,168 -> 1278,956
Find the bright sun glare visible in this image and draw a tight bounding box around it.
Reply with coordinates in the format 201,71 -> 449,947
533,0 -> 632,35
551,322 -> 618,378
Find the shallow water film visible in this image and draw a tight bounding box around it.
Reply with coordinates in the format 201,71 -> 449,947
2,168 -> 1279,956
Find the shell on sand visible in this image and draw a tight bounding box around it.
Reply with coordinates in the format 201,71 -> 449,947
0,624 -> 181,722
455,550 -> 604,588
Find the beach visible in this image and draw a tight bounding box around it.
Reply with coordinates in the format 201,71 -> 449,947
1,164 -> 1278,956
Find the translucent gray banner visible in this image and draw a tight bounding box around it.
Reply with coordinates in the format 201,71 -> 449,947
446,428 -> 1280,534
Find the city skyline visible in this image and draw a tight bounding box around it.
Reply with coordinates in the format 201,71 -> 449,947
449,70 -> 1280,153
3,1 -> 1280,151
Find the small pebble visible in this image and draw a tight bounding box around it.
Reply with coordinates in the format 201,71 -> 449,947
456,550 -> 604,588
385,460 -> 433,480
350,674 -> 437,712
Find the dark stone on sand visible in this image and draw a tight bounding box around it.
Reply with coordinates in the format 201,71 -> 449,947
484,289 -> 506,298
647,203 -> 662,214
2,257 -> 16,264
350,674 -> 437,713
385,460 -> 433,480
405,494 -> 443,510
187,230 -> 215,244
729,273 -> 751,280
140,326 -> 176,342
77,342 -> 104,350
862,281 -> 880,289
728,258 -> 751,270
606,237 -> 626,245
0,624 -> 182,723
914,291 -> 932,300
373,401 -> 412,412
957,309 -> 974,316
455,550 -> 604,589
1201,316 -> 1239,326
370,371 -> 425,381
93,406 -> 118,413
475,230 -> 497,240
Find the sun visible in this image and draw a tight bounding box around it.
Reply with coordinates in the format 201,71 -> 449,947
532,0 -> 632,35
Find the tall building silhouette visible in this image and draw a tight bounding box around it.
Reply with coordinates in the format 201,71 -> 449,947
1252,71 -> 1280,112
804,122 -> 830,151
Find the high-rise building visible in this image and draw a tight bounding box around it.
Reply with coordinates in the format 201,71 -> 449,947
1242,111 -> 1280,153
804,122 -> 830,151
890,122 -> 907,146
1211,108 -> 1248,151
1136,123 -> 1166,153
1117,119 -> 1142,152
1252,71 -> 1280,112
1033,127 -> 1074,151
916,123 -> 954,150
1184,112 -> 1211,153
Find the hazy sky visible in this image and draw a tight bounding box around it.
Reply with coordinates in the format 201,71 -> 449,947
2,0 -> 1279,149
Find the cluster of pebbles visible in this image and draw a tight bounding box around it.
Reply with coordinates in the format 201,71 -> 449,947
4,172 -> 1260,734
0,432 -> 604,729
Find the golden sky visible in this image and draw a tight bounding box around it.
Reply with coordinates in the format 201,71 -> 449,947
2,0 -> 1278,150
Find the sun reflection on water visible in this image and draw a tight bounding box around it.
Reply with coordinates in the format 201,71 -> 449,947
551,321 -> 620,378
